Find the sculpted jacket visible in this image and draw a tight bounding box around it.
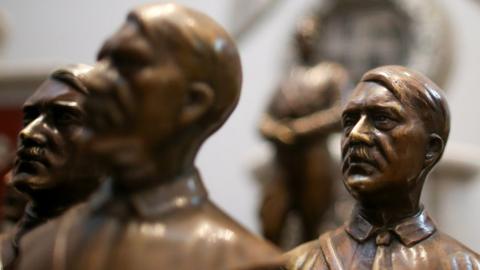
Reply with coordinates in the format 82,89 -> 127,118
285,207 -> 480,270
15,171 -> 281,270
0,201 -> 70,269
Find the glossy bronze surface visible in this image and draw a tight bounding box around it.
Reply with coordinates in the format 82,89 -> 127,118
258,62 -> 351,249
284,66 -> 480,269
15,3 -> 281,270
0,65 -> 104,269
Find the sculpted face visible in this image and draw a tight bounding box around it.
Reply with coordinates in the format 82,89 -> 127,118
91,18 -> 186,145
12,79 -> 87,192
84,4 -> 240,189
340,82 -> 428,199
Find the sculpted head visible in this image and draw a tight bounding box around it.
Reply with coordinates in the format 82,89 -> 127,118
88,3 -> 241,153
12,65 -> 101,200
340,65 -> 449,203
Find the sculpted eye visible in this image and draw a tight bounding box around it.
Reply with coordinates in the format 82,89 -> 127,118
51,107 -> 83,127
56,112 -> 75,124
373,113 -> 396,130
22,107 -> 40,127
342,114 -> 358,130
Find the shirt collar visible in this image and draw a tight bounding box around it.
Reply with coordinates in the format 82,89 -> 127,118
345,205 -> 436,247
90,169 -> 208,218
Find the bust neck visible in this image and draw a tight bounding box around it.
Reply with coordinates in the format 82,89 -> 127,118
356,187 -> 423,227
28,184 -> 87,219
111,139 -> 199,193
356,201 -> 421,228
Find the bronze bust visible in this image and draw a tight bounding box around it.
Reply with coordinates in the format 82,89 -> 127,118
15,3 -> 281,270
258,62 -> 349,249
284,66 -> 480,269
0,65 -> 104,268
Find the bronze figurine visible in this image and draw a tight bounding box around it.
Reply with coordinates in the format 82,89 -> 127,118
0,65 -> 104,268
284,66 -> 480,269
258,62 -> 350,249
15,3 -> 281,270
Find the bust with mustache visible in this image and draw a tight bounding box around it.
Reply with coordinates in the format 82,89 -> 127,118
1,65 -> 103,268
284,65 -> 480,269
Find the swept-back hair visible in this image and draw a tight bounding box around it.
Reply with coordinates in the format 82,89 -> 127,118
361,65 -> 450,144
50,64 -> 93,95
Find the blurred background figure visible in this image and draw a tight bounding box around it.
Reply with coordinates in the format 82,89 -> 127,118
258,62 -> 350,249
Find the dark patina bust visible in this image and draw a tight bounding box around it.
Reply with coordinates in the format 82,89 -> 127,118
0,65 -> 103,268
284,65 -> 480,269
15,3 -> 281,270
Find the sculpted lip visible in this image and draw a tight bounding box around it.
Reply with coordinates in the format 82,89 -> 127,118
15,146 -> 49,168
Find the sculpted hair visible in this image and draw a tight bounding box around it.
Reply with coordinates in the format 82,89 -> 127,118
50,64 -> 93,95
127,3 -> 242,136
361,65 -> 450,145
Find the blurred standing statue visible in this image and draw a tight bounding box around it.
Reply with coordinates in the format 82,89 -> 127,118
0,65 -> 104,268
16,3 -> 281,270
258,62 -> 349,249
285,66 -> 480,269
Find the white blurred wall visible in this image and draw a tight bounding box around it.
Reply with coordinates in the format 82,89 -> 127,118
1,0 -> 480,250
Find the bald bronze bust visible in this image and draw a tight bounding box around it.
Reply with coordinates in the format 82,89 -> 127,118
15,3 -> 280,270
0,65 -> 103,269
284,66 -> 480,269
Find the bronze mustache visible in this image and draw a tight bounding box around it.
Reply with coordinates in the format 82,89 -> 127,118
342,145 -> 379,170
16,146 -> 47,165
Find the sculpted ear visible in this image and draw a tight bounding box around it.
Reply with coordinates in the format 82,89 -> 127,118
179,82 -> 214,127
424,134 -> 444,168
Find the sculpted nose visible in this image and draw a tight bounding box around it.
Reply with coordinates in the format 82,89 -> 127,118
19,116 -> 48,146
349,115 -> 373,145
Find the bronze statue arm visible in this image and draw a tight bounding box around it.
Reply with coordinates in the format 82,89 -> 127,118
259,102 -> 341,145
289,103 -> 342,138
259,114 -> 296,145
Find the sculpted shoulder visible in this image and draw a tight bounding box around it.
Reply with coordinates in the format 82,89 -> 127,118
180,201 -> 282,269
433,232 -> 480,269
283,239 -> 328,270
114,200 -> 282,270
15,204 -> 88,270
283,226 -> 353,270
443,251 -> 480,270
0,229 -> 15,268
15,217 -> 61,270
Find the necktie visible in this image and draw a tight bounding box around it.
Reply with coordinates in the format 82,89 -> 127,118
372,230 -> 392,270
